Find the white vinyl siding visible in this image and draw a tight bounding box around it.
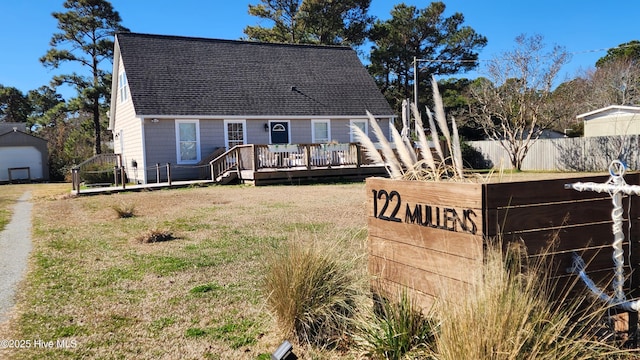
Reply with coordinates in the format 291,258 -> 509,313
311,119 -> 331,143
112,57 -> 144,182
175,119 -> 200,164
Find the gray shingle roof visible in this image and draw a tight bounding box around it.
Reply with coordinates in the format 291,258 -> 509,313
116,33 -> 393,117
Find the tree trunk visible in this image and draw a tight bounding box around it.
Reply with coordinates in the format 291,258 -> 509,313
93,96 -> 101,155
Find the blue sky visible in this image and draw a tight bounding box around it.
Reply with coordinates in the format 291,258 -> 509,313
0,1 -> 638,99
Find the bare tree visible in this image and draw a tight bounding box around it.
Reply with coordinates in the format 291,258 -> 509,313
547,78 -> 590,136
468,34 -> 569,170
583,57 -> 640,108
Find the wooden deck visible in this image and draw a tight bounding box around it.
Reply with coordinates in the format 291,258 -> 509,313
72,166 -> 386,195
71,179 -> 215,196
71,143 -> 389,195
241,164 -> 387,185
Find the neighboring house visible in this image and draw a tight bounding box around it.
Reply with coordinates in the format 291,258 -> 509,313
108,32 -> 394,184
0,123 -> 49,183
538,129 -> 567,139
578,105 -> 640,137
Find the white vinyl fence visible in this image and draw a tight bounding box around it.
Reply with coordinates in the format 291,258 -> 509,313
468,135 -> 640,171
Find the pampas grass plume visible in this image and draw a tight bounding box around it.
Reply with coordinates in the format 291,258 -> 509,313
366,111 -> 403,179
412,103 -> 436,172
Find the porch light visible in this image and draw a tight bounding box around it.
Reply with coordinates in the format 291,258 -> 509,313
264,123 -> 269,132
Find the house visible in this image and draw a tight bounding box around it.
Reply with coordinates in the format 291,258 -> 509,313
0,123 -> 49,183
108,33 -> 394,184
578,105 -> 640,137
538,128 -> 567,139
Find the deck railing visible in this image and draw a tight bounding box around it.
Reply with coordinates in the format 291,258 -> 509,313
254,143 -> 362,169
73,143 -> 371,191
210,143 -> 367,181
71,153 -> 124,191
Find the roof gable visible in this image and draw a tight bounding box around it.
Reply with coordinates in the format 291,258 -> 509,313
114,33 -> 393,118
577,105 -> 640,121
0,129 -> 47,145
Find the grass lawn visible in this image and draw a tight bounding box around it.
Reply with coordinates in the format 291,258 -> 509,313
0,171 -> 613,359
0,184 -> 70,231
0,182 -> 369,359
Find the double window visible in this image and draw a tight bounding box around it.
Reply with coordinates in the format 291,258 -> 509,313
175,120 -> 200,164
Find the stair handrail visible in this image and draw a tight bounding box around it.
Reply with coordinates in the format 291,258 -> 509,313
209,145 -> 255,181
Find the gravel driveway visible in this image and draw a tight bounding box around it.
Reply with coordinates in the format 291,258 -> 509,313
0,191 -> 32,325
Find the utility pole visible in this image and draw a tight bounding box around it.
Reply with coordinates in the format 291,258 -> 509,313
413,56 -> 418,107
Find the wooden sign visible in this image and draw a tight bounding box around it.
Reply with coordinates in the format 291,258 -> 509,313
366,174 -> 640,311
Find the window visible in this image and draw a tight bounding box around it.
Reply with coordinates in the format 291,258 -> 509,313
350,119 -> 368,142
312,120 -> 331,143
175,120 -> 200,164
118,72 -> 129,103
224,120 -> 246,149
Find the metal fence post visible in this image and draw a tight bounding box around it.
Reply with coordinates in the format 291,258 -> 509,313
167,163 -> 172,186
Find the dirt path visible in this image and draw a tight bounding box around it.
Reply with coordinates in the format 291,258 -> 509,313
0,191 -> 32,325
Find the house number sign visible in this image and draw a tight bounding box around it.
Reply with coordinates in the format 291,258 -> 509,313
371,188 -> 478,235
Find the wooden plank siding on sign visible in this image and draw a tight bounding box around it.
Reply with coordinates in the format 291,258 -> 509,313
367,174 -> 640,310
367,178 -> 485,311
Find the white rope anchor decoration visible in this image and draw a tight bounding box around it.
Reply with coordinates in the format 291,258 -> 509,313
565,160 -> 640,311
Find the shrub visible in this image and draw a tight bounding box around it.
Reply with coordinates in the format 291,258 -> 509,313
263,241 -> 361,348
112,203 -> 136,218
80,163 -> 115,184
357,290 -> 436,359
432,241 -> 622,360
136,229 -> 175,244
461,140 -> 492,169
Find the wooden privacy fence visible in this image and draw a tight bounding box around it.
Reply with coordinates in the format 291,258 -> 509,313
469,135 -> 640,171
367,174 -> 640,311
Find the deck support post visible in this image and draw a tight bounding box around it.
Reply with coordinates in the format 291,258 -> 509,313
252,145 -> 259,171
304,144 -> 311,169
72,168 -> 80,193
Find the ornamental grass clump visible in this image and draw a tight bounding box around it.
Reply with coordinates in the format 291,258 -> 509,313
263,241 -> 363,348
112,202 -> 136,218
352,76 -> 467,182
356,290 -> 437,359
433,241 -> 625,360
136,229 -> 175,243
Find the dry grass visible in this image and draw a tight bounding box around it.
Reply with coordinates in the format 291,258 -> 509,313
112,202 -> 137,218
433,241 -> 627,360
0,184 -> 70,230
136,229 -> 175,243
0,178 -> 624,359
263,240 -> 364,348
1,182 -> 369,359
